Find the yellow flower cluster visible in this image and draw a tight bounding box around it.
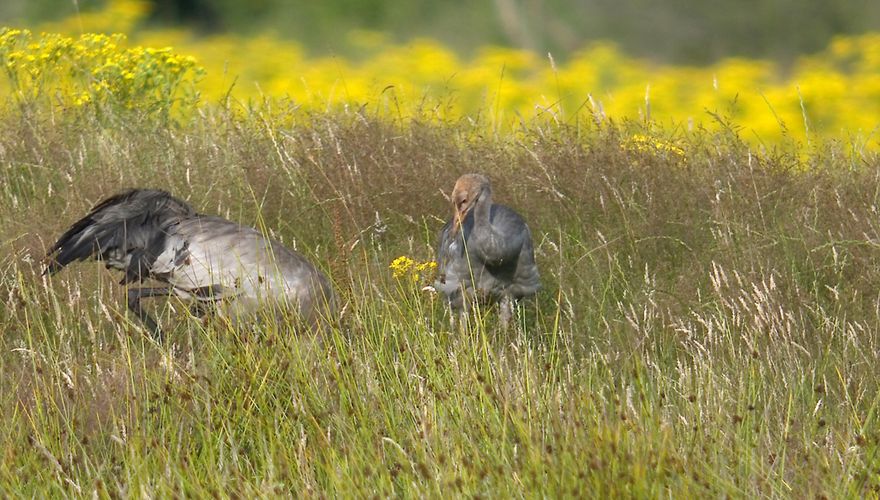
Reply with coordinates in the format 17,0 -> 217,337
624,134 -> 687,163
0,28 -> 202,118
5,0 -> 880,144
390,256 -> 437,283
169,31 -> 880,145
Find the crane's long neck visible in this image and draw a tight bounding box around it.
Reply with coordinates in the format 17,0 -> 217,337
469,189 -> 508,263
473,190 -> 493,229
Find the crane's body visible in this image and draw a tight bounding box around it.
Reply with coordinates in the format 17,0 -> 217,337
435,174 -> 540,327
45,189 -> 335,338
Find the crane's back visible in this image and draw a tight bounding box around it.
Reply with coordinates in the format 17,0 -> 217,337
155,215 -> 336,327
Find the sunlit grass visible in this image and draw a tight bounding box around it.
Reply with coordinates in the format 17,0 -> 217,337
1,2 -> 880,496
1,99 -> 879,495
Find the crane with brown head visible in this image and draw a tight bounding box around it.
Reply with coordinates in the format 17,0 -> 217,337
435,173 -> 540,329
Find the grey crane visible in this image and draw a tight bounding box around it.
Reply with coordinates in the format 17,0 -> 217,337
44,188 -> 336,340
434,173 -> 540,328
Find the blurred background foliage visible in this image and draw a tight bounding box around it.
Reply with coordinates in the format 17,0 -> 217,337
2,0 -> 880,145
2,0 -> 880,64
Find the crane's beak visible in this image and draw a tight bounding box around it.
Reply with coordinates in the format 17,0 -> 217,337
450,209 -> 463,238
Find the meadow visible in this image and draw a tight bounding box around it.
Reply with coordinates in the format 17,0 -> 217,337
1,6 -> 880,498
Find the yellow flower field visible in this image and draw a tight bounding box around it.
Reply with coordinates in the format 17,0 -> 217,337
4,0 -> 880,145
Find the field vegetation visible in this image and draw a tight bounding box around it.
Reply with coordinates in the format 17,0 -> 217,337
1,4 -> 880,498
3,1 -> 880,145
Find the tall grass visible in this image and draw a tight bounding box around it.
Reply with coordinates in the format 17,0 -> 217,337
1,102 -> 880,496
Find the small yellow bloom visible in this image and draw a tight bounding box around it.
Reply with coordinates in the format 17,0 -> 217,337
390,256 -> 437,282
73,92 -> 91,106
390,255 -> 415,278
625,134 -> 686,161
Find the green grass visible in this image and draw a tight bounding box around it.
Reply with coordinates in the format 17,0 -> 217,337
1,105 -> 880,497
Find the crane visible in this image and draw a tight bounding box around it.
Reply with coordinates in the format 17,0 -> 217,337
435,173 -> 540,329
44,188 -> 336,340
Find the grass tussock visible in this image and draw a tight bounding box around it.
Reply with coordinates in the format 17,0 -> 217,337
1,105 -> 880,497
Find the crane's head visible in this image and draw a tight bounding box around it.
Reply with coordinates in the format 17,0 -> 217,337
450,173 -> 491,237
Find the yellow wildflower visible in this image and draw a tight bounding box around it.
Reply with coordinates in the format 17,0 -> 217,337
624,134 -> 686,163
390,256 -> 415,279
390,256 -> 437,283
